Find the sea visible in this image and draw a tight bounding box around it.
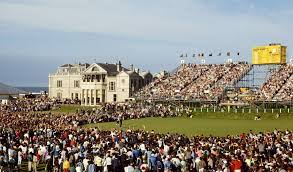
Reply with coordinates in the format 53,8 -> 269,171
17,87 -> 48,93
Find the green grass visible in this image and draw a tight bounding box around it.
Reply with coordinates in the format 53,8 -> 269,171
49,105 -> 293,136
188,111 -> 293,120
84,116 -> 293,136
50,104 -> 100,113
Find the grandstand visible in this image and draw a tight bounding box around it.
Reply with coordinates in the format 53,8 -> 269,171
260,65 -> 293,100
135,44 -> 293,107
135,62 -> 251,102
258,64 -> 293,100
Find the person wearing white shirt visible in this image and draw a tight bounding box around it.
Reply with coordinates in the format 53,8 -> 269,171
61,149 -> 66,160
83,157 -> 89,171
68,134 -> 73,140
139,143 -> 146,153
124,164 -> 135,172
28,146 -> 34,154
17,150 -> 22,167
158,139 -> 163,148
164,144 -> 169,155
104,155 -> 112,172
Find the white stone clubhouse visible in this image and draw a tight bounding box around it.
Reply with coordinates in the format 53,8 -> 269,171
48,62 -> 152,106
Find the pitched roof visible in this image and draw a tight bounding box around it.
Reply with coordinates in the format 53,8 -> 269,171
97,63 -> 118,73
97,63 -> 130,75
0,82 -> 27,95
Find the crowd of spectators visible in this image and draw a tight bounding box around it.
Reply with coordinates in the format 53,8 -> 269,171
208,63 -> 251,100
274,74 -> 293,101
2,97 -> 59,112
136,62 -> 250,102
182,63 -> 250,101
136,62 -> 293,103
181,64 -> 228,100
95,103 -> 179,123
0,98 -> 292,171
0,100 -> 179,132
258,65 -> 293,101
135,64 -> 209,100
0,100 -> 292,171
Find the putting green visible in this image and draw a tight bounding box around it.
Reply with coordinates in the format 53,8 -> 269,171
84,117 -> 293,136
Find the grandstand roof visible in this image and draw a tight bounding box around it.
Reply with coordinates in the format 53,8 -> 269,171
0,82 -> 27,95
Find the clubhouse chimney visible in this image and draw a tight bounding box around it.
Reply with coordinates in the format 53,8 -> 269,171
117,61 -> 122,72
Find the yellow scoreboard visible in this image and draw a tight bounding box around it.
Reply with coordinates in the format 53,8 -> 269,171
252,44 -> 287,64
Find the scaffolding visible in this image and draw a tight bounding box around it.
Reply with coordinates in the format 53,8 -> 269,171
236,64 -> 281,89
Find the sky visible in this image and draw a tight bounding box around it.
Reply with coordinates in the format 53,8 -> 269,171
0,0 -> 293,87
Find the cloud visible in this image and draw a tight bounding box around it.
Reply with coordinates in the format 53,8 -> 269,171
1,0 -> 292,44
0,0 -> 189,40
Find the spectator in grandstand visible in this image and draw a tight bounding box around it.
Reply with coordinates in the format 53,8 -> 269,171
274,67 -> 293,101
135,62 -> 251,102
259,64 -> 293,100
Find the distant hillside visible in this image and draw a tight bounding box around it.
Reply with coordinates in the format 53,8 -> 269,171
17,87 -> 48,93
0,82 -> 27,95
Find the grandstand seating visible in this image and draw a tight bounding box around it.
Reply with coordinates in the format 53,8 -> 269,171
209,62 -> 251,98
136,62 -> 251,101
259,65 -> 293,100
136,63 -> 293,102
273,65 -> 293,101
182,63 -> 250,100
181,64 -> 228,100
135,64 -> 207,99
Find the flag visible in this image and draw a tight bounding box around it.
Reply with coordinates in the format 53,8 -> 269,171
209,53 -> 212,56
218,53 -> 221,56
180,54 -> 183,57
227,52 -> 230,56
